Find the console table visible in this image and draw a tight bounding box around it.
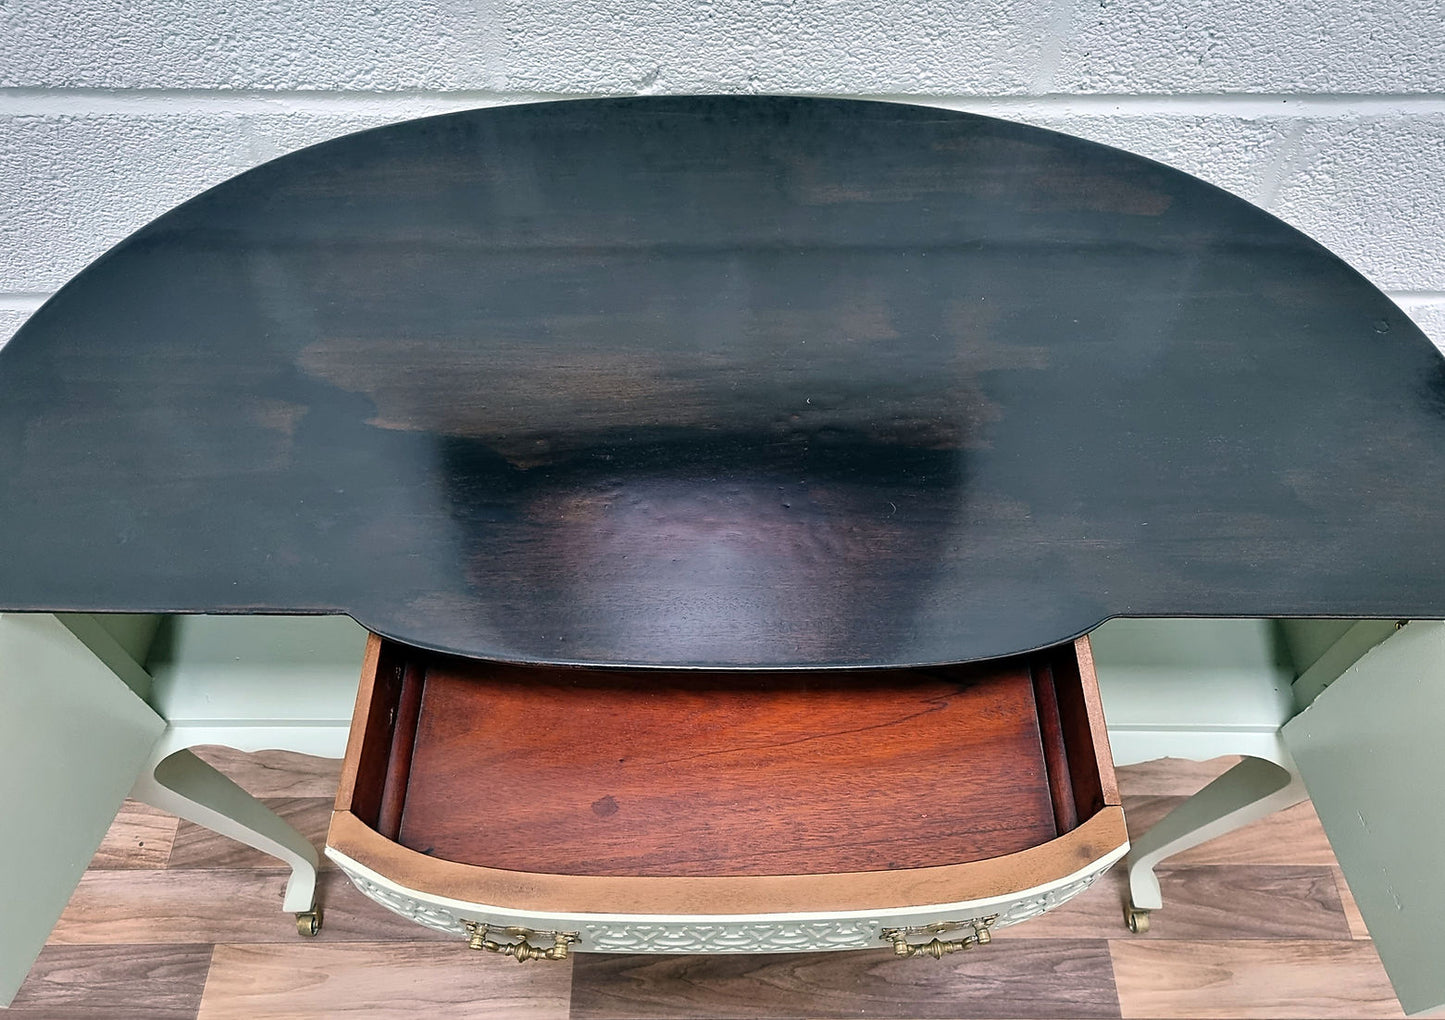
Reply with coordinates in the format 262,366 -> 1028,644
2,96 -> 1443,1014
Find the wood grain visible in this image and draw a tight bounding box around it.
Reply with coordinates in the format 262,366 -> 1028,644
1115,757 -> 1241,797
1122,796 -> 1336,865
167,798 -> 334,870
376,660 -> 425,841
50,869 -> 451,945
569,942 -> 1121,1019
9,99 -> 1445,672
330,806 -> 1128,917
336,632 -> 397,823
190,746 -> 342,798
88,800 -> 179,870
1109,940 -> 1406,1018
1033,657 -> 1080,833
1334,866 -> 1373,940
1061,636 -> 1119,810
7,944 -> 212,1019
395,655 -> 1061,877
992,865 -> 1351,941
27,748 -> 1403,1019
197,943 -> 571,1020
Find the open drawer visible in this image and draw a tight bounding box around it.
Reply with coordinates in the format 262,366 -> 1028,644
326,636 -> 1127,958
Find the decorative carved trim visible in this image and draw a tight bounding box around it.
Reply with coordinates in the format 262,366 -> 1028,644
344,869 -> 466,934
330,850 -> 1114,954
587,921 -> 879,952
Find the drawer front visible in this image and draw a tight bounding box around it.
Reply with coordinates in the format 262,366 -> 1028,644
328,840 -> 1126,954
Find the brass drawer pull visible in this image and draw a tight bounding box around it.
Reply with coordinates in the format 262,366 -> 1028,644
463,921 -> 579,962
880,916 -> 996,958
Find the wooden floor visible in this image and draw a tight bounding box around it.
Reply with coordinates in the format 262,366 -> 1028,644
11,751 -> 1406,1019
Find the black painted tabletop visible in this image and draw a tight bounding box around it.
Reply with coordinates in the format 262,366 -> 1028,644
2,96 -> 1444,668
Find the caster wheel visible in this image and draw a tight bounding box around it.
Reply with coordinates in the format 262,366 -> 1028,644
296,910 -> 322,937
1125,905 -> 1150,934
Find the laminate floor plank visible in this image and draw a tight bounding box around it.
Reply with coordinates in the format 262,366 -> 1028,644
1333,867 -> 1372,940
24,752 -> 1418,1019
49,869 -> 452,945
568,941 -> 1120,1019
196,943 -> 571,1020
1115,757 -> 1240,797
88,800 -> 179,870
7,943 -> 212,1019
992,864 -> 1350,941
1122,796 -> 1335,865
1109,940 -> 1405,1019
191,746 -> 342,798
167,797 -> 334,870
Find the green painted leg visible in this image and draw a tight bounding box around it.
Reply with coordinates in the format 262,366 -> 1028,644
131,744 -> 321,926
1125,753 -> 1307,927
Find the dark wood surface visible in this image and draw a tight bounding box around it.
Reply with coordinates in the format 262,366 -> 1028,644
1052,642 -> 1115,822
341,639 -> 408,831
375,661 -> 425,842
3,96 -> 1444,667
1032,658 -> 1080,834
359,644 -> 1094,877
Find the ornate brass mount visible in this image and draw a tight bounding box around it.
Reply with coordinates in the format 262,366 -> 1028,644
880,916 -> 997,959
462,921 -> 580,962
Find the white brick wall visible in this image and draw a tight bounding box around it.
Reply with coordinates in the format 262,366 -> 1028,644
2,1 -> 1443,348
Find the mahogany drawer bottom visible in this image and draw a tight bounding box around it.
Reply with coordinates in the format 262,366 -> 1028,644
326,637 -> 1127,956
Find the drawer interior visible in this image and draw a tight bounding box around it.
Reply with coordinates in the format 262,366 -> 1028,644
337,639 -> 1117,879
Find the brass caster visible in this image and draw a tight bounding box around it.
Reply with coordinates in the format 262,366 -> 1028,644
296,910 -> 322,937
1125,905 -> 1150,934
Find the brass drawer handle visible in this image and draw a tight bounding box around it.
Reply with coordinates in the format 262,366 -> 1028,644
880,916 -> 996,959
463,921 -> 579,962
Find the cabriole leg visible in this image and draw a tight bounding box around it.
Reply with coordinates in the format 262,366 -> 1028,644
130,744 -> 322,927
1125,754 -> 1308,927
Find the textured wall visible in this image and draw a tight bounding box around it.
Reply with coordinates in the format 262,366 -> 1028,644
2,1 -> 1443,347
